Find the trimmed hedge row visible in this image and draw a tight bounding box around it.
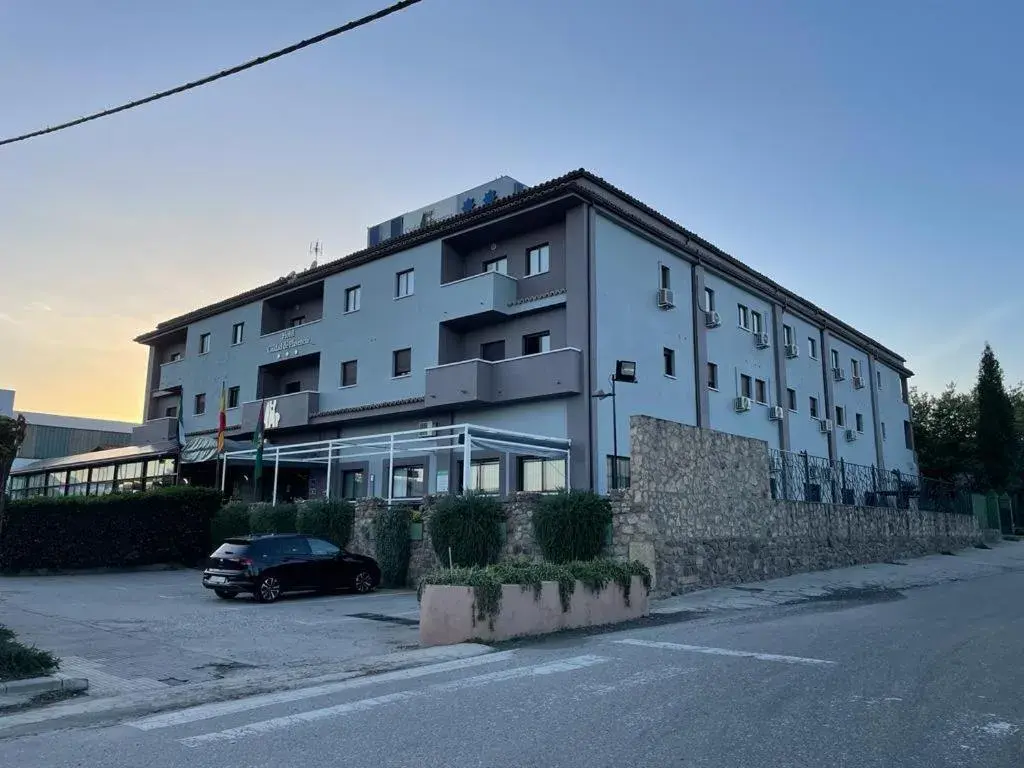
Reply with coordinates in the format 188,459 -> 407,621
428,493 -> 505,568
208,499 -> 354,549
0,486 -> 221,573
531,490 -> 611,563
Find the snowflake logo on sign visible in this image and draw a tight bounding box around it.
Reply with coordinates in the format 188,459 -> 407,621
264,400 -> 281,430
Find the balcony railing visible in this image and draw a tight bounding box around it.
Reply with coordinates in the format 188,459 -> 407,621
438,271 -> 518,327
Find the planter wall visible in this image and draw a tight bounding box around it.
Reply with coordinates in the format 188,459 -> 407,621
419,575 -> 649,646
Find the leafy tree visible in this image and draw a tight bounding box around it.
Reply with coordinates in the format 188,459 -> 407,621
909,384 -> 977,484
974,344 -> 1018,491
0,414 -> 28,534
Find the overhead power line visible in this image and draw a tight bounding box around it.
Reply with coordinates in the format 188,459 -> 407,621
0,0 -> 424,148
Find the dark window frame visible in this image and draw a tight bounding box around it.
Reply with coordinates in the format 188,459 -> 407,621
341,360 -> 358,387
393,348 -> 412,377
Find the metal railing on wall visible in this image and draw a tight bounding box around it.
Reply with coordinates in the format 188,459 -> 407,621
766,448 -> 971,515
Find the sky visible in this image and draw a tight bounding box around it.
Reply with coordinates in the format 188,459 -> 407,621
1,0 -> 1021,421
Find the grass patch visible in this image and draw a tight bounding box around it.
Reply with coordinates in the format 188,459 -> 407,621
0,624 -> 60,682
418,558 -> 652,630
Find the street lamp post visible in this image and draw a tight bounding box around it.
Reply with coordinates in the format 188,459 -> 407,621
593,360 -> 637,491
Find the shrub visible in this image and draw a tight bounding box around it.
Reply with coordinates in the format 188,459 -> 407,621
428,494 -> 506,568
532,490 -> 612,563
248,502 -> 297,535
374,505 -> 412,587
0,623 -> 59,682
0,486 -> 221,572
418,558 -> 652,629
295,499 -> 355,548
211,501 -> 251,547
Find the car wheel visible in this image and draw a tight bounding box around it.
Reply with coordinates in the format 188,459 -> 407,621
256,575 -> 282,603
352,569 -> 375,594
214,589 -> 236,600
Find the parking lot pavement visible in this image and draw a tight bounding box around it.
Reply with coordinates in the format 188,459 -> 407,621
0,570 -> 422,696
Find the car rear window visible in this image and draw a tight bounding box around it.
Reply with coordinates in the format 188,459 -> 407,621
212,541 -> 251,557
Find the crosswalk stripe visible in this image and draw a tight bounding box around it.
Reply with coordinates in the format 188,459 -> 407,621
178,654 -> 608,747
129,651 -> 516,731
612,639 -> 836,666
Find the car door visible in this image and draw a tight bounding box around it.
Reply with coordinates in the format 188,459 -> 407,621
276,536 -> 315,588
305,537 -> 343,589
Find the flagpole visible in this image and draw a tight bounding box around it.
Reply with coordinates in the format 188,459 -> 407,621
174,391 -> 185,487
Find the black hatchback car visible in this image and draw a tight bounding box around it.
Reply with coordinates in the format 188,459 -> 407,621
202,534 -> 381,603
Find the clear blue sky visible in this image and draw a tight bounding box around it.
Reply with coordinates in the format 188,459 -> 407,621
1,0 -> 1021,419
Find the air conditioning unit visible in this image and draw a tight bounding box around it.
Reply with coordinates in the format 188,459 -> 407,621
833,366 -> 847,382
705,310 -> 721,328
656,288 -> 675,309
768,405 -> 784,421
852,375 -> 865,389
418,420 -> 436,436
754,332 -> 771,349
784,343 -> 799,359
734,396 -> 752,413
819,418 -> 833,433
845,428 -> 859,442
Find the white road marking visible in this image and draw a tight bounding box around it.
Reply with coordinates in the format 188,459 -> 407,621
612,639 -> 837,666
178,655 -> 607,747
129,651 -> 515,731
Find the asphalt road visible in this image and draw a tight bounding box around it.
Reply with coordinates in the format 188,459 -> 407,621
4,569 -> 1023,767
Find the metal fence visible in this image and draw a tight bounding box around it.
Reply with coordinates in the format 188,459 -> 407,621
767,448 -> 971,515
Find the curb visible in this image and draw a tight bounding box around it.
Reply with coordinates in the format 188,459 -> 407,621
0,676 -> 89,696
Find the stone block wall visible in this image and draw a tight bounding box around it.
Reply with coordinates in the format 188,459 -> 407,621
619,415 -> 982,596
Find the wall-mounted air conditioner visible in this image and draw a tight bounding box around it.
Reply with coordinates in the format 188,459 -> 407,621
785,343 -> 799,359
845,429 -> 859,442
852,375 -> 865,389
769,405 -> 784,421
833,367 -> 847,382
418,421 -> 436,436
819,418 -> 833,433
705,310 -> 721,328
656,288 -> 675,309
755,332 -> 771,349
734,396 -> 752,413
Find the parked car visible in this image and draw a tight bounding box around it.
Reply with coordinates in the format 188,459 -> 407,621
202,534 -> 381,603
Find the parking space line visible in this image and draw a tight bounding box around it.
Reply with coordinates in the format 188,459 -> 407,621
128,651 -> 516,731
612,639 -> 837,666
178,655 -> 608,747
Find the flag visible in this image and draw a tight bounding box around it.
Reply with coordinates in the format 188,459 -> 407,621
253,399 -> 265,484
176,394 -> 185,445
216,382 -> 227,453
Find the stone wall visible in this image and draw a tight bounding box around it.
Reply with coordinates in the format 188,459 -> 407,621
619,415 -> 983,596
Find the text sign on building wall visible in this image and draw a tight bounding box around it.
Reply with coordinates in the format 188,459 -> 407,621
268,328 -> 311,356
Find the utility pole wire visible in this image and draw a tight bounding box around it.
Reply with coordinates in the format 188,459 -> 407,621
0,0 -> 424,148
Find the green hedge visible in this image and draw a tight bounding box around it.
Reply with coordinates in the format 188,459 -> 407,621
428,494 -> 506,568
0,624 -> 59,682
0,486 -> 221,573
210,501 -> 251,547
531,490 -> 611,563
248,502 -> 297,535
296,499 -> 355,548
374,505 -> 412,587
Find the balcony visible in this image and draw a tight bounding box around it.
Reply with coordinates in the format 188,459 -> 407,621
438,271 -> 518,330
240,390 -> 320,434
158,358 -> 184,390
424,347 -> 583,409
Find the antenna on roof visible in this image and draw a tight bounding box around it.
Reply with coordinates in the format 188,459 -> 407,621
308,240 -> 322,270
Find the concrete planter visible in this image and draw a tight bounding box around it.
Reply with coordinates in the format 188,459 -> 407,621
419,575 -> 649,646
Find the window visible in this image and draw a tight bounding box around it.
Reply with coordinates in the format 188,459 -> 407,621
809,396 -> 819,418
116,462 -> 143,493
751,311 -> 763,335
284,380 -> 302,394
480,340 -> 505,362
707,362 -> 719,390
231,322 -> 244,345
395,269 -> 415,298
877,370 -> 883,389
344,285 -> 361,313
46,471 -> 67,497
704,287 -> 716,312
281,537 -> 312,557
341,360 -> 358,387
738,304 -> 750,330
901,377 -> 909,404
855,412 -> 864,432
881,422 -> 887,440
289,315 -> 305,328
194,393 -> 206,415
523,332 -> 551,356
307,538 -> 340,556
518,457 -> 565,492
808,337 -> 818,359
835,405 -> 846,427
526,244 -> 550,276
391,465 -> 424,498
169,351 -> 183,362
199,333 -> 211,355
740,374 -> 753,399
87,465 -> 113,497
227,386 -> 240,409
164,405 -> 178,418
606,455 -> 631,489
904,420 -> 913,449
146,458 -> 176,487
484,257 -> 508,275
830,348 -> 840,370
393,348 -> 412,377
755,378 -> 768,404
783,324 -> 794,347
663,347 -> 676,377
462,459 -> 500,493
659,264 -> 671,290
787,387 -> 797,411
341,469 -> 365,499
